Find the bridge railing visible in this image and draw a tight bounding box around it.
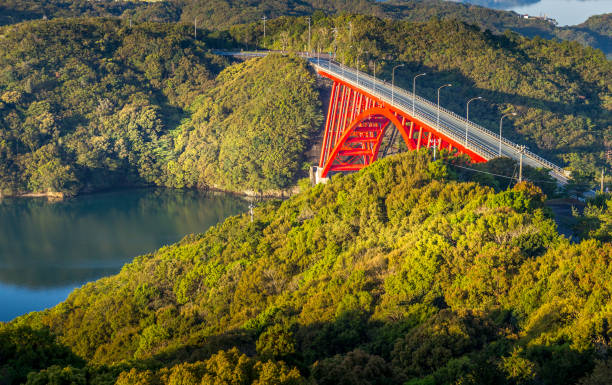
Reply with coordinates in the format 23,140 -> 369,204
315,61 -> 499,160
393,83 -> 566,175
315,59 -> 568,180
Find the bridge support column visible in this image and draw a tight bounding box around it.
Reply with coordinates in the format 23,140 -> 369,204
311,166 -> 329,185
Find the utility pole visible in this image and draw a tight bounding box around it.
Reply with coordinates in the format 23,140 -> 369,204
518,145 -> 526,182
602,168 -> 605,193
413,72 -> 426,117
433,139 -> 439,160
194,18 -> 197,40
373,61 -> 376,92
262,15 -> 267,41
307,17 -> 311,53
332,27 -> 338,55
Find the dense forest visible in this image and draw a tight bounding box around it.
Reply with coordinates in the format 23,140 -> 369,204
2,151 -> 611,384
162,56 -> 321,192
0,0 -> 611,56
1,14 -> 609,196
0,19 -> 320,196
234,14 -> 611,186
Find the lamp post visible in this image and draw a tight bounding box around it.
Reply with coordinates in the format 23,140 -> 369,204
391,64 -> 405,105
372,61 -> 377,92
262,16 -> 267,40
465,96 -> 483,146
499,112 -> 517,156
412,72 -> 426,116
437,84 -> 452,130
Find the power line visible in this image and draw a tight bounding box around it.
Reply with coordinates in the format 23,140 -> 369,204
443,162 -> 518,180
440,160 -> 560,184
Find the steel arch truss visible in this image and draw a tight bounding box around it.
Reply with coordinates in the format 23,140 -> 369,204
318,77 -> 487,178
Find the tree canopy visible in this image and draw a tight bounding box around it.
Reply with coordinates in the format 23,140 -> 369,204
4,151 -> 611,384
0,19 -> 320,196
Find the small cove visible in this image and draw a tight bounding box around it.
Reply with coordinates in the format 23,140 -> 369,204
0,188 -> 249,321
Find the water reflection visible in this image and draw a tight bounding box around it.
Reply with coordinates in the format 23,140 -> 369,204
0,189 -> 248,320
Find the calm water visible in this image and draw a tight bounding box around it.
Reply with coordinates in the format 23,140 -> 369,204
508,0 -> 612,26
470,0 -> 612,26
0,189 -> 248,321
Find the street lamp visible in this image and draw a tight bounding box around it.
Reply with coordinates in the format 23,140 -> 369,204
372,61 -> 377,92
499,112 -> 517,156
412,72 -> 426,116
391,64 -> 405,105
465,96 -> 484,146
437,84 -> 452,130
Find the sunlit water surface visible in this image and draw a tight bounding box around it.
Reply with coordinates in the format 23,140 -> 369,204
0,189 -> 248,321
470,0 -> 612,26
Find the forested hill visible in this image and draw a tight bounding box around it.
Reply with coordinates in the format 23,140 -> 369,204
0,19 -> 321,196
1,0 -> 611,56
1,15 -> 609,196
238,14 -> 611,184
3,151 -> 612,384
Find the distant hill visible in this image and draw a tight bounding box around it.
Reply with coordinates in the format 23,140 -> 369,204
0,19 -> 321,196
560,13 -> 612,56
1,0 -> 611,56
580,13 -> 612,38
1,14 -> 610,196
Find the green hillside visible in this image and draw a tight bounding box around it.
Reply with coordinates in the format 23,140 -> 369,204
0,19 -> 320,196
237,14 -> 612,184
3,151 -> 611,384
1,0 -> 611,56
1,15 -> 610,196
163,56 -> 321,192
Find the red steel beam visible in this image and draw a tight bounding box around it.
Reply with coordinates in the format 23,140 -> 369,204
317,69 -> 487,163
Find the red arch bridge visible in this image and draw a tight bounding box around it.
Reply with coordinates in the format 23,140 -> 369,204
213,51 -> 570,184
313,59 -> 569,184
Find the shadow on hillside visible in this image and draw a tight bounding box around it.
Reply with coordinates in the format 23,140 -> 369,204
137,308 -> 599,384
4,306 -> 600,384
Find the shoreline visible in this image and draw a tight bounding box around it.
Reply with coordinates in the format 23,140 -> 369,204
0,184 -> 301,201
0,191 -> 68,200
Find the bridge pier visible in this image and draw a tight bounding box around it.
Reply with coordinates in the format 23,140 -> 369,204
310,166 -> 330,185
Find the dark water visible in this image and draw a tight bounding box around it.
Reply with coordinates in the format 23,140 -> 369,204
0,189 -> 248,321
